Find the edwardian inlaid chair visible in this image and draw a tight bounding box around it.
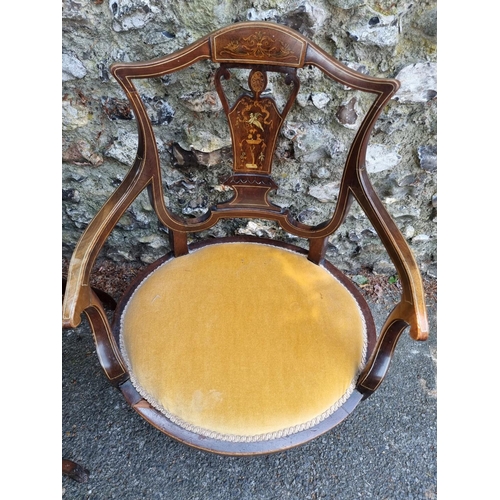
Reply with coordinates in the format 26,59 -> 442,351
63,21 -> 428,455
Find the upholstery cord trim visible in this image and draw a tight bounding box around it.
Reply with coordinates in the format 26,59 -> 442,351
119,242 -> 368,442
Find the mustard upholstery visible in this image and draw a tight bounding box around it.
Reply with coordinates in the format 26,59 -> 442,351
120,243 -> 367,441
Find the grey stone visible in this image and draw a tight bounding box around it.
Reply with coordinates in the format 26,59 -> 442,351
137,234 -> 168,249
373,260 -> 396,275
170,0 -> 233,37
327,0 -> 366,9
413,7 -> 437,38
418,145 -> 437,172
345,9 -> 399,48
246,8 -> 279,21
142,96 -> 176,125
283,122 -> 337,160
412,234 -> 431,242
392,206 -> 421,219
186,130 -> 231,154
404,225 -> 415,239
361,228 -> 376,238
366,144 -> 401,173
282,1 -> 327,33
348,230 -> 360,242
62,53 -> 87,81
62,0 -> 86,21
309,182 -> 340,202
65,205 -> 95,229
311,166 -> 331,179
426,261 -> 437,278
336,97 -> 358,128
311,92 -> 331,109
62,188 -> 81,203
97,62 -> 110,82
105,130 -> 139,165
343,61 -> 369,75
296,92 -> 311,107
394,63 -> 437,103
236,220 -> 278,238
62,99 -> 90,131
180,91 -> 223,113
297,207 -> 323,224
109,0 -> 160,32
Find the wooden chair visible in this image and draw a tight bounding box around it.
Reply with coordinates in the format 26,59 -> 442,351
62,21 -> 428,456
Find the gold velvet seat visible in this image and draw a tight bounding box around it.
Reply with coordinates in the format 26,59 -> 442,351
63,21 -> 429,457
120,242 -> 367,441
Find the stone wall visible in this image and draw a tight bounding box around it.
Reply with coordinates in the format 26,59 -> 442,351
62,0 -> 437,277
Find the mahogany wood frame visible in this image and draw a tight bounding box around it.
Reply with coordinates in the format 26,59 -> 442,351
62,22 -> 429,455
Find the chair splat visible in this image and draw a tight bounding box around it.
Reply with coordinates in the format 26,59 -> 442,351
214,64 -> 299,212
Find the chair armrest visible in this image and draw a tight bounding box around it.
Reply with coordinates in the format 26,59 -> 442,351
354,168 -> 429,342
62,160 -> 149,328
353,169 -> 429,396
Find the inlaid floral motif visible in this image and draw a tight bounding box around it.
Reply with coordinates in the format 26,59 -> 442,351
220,31 -> 295,61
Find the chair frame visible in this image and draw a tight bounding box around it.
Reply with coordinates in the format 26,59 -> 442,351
63,21 -> 428,455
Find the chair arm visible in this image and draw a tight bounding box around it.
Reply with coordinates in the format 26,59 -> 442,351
62,160 -> 150,328
62,254 -> 93,329
353,199 -> 429,395
352,169 -> 429,396
353,168 -> 429,342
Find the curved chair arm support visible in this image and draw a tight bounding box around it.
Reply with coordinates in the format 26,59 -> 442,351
353,170 -> 429,396
352,168 -> 429,343
356,306 -> 411,397
308,39 -> 428,344
62,158 -> 151,328
83,289 -> 128,385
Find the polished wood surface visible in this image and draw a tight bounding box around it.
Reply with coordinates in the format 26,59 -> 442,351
63,21 -> 429,454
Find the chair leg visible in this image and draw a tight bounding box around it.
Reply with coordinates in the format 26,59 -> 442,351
62,459 -> 90,483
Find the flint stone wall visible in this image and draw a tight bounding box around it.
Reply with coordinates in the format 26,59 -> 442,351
62,0 -> 437,278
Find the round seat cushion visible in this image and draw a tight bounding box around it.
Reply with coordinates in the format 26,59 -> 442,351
120,242 -> 367,442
